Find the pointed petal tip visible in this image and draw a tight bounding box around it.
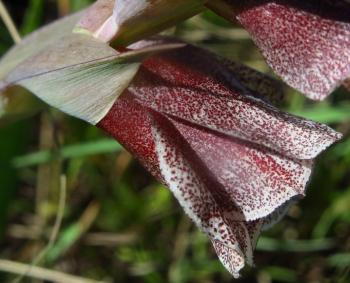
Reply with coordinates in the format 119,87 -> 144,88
212,240 -> 244,279
281,118 -> 343,160
302,127 -> 343,160
296,73 -> 350,101
244,191 -> 304,222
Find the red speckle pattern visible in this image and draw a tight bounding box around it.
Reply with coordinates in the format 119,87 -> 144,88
214,0 -> 350,100
97,40 -> 341,276
131,44 -> 341,160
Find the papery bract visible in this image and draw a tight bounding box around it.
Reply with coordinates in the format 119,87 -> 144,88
0,11 -> 183,124
98,39 -> 341,277
0,11 -> 84,80
206,0 -> 350,100
0,10 -> 83,123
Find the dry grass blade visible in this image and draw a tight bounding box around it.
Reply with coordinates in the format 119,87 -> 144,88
0,259 -> 107,283
0,0 -> 21,43
13,175 -> 67,283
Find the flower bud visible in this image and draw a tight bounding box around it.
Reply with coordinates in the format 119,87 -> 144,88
75,0 -> 206,45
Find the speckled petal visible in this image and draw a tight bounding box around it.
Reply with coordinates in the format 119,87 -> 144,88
98,93 -> 257,277
207,0 -> 350,100
170,118 -> 313,221
127,44 -> 342,160
130,37 -> 284,105
214,55 -> 284,105
97,39 -> 342,277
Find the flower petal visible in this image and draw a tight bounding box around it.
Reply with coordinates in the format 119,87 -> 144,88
98,92 -> 260,277
0,9 -> 85,123
207,0 -> 350,100
98,40 -> 341,276
128,42 -> 342,160
130,37 -> 284,105
170,118 -> 313,221
214,55 -> 284,105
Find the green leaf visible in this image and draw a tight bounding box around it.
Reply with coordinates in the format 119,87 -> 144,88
12,138 -> 123,168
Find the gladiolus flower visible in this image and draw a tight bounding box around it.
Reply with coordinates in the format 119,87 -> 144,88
97,39 -> 342,277
0,3 -> 343,278
206,0 -> 350,100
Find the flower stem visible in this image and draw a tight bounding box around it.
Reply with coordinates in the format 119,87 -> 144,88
0,0 -> 21,43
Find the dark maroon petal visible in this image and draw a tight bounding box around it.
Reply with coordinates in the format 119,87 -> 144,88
213,55 -> 284,105
96,92 -> 161,179
207,0 -> 350,100
130,37 -> 284,105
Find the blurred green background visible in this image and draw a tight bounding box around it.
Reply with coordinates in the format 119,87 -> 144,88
0,0 -> 350,282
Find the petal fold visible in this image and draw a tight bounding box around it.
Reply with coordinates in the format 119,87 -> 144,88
98,38 -> 342,276
128,41 -> 342,159
98,94 -> 260,277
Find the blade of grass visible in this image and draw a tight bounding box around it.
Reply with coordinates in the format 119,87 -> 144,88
256,237 -> 335,252
328,253 -> 350,268
263,266 -> 298,283
0,121 -> 28,237
57,0 -> 70,16
0,0 -> 21,43
13,175 -> 67,283
12,139 -> 124,168
20,0 -> 44,35
312,189 -> 350,238
0,259 -> 106,283
45,201 -> 100,264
